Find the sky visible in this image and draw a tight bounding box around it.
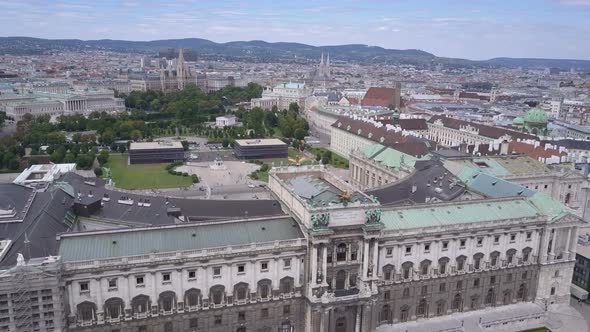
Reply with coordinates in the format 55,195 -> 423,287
1,0 -> 590,60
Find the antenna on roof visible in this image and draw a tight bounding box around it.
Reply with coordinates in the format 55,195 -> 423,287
24,232 -> 31,262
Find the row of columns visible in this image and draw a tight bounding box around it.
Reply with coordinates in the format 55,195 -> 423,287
65,99 -> 87,111
541,226 -> 577,264
315,304 -> 371,332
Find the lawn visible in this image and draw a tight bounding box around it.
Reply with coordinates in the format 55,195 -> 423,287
308,147 -> 349,169
105,154 -> 193,190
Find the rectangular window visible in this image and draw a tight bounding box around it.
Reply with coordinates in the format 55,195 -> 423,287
456,281 -> 462,289
439,283 -> 446,292
477,237 -> 483,246
474,278 -> 480,287
384,290 -> 390,300
79,282 -> 89,293
386,248 -> 393,256
189,318 -> 198,328
490,276 -> 496,284
494,235 -> 500,244
238,311 -> 246,321
421,286 -> 427,296
459,239 -> 466,248
213,267 -> 221,276
522,271 -> 528,280
214,315 -> 222,325
188,271 -> 196,280
136,276 -> 144,287
506,273 -> 512,282
526,232 -> 532,241
108,279 -> 117,290
284,259 -> 291,269
237,264 -> 245,274
405,246 -> 412,255
424,243 -> 431,253
510,234 -> 516,242
162,273 -> 171,283
442,241 -> 449,250
261,262 -> 269,272
261,308 -> 269,318
283,305 -> 291,315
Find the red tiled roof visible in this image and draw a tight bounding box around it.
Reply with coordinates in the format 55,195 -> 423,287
428,115 -> 537,141
380,118 -> 429,131
508,141 -> 566,160
346,97 -> 359,104
361,87 -> 396,107
331,117 -> 436,157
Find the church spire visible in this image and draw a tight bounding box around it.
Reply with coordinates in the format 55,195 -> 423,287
320,52 -> 324,65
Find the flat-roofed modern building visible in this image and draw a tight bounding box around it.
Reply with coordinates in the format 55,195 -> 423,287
233,139 -> 288,159
129,141 -> 185,164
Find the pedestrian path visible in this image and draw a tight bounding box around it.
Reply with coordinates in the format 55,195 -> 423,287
376,302 -> 588,332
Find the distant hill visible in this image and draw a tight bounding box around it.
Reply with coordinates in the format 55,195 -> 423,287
1,36 -> 589,69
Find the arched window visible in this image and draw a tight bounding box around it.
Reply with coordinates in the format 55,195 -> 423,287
420,260 -> 431,276
451,294 -> 462,311
490,251 -> 500,267
382,264 -> 394,281
517,283 -> 527,300
158,291 -> 176,312
503,290 -> 512,305
104,297 -> 124,319
257,279 -> 272,299
280,277 -> 294,294
473,253 -> 484,270
456,255 -> 466,271
438,257 -> 449,275
184,289 -> 201,308
234,283 -> 249,301
416,299 -> 427,317
402,262 -> 413,280
485,288 -> 495,305
237,327 -> 247,332
471,296 -> 479,310
380,304 -> 391,322
131,295 -> 150,314
280,320 -> 292,332
210,285 -> 225,305
400,305 -> 410,322
522,247 -> 532,263
77,301 -> 96,322
506,249 -> 517,265
336,243 -> 347,262
436,300 -> 445,316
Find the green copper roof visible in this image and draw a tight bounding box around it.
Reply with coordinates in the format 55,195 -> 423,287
59,217 -> 304,262
362,143 -> 430,169
512,117 -> 525,126
381,199 -> 540,230
527,192 -> 569,222
524,107 -> 548,124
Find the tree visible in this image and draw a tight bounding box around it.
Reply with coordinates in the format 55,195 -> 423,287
0,111 -> 6,129
288,102 -> 300,113
222,138 -> 230,148
99,130 -> 114,146
118,145 -> 127,153
94,167 -> 103,177
131,129 -> 142,141
294,128 -> 307,141
97,150 -> 109,166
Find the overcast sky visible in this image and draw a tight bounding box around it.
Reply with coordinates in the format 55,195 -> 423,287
1,0 -> 590,60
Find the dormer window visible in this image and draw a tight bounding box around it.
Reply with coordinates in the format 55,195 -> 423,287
338,122 -> 342,127
357,129 -> 362,135
380,137 -> 385,143
368,133 -> 373,139
346,125 -> 351,131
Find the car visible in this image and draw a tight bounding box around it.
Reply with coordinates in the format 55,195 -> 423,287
248,184 -> 256,188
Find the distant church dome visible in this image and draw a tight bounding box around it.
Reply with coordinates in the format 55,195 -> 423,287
524,107 -> 548,124
512,117 -> 524,126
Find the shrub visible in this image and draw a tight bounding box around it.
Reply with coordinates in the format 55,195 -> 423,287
93,167 -> 103,177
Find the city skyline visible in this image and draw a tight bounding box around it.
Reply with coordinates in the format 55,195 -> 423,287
1,0 -> 590,61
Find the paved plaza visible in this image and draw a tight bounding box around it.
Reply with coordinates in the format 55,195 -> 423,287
176,160 -> 260,187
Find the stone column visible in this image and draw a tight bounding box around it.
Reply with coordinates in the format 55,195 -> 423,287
295,256 -> 302,287
274,258 -> 280,291
362,240 -> 369,279
372,239 -> 379,278
67,282 -> 76,320
549,228 -> 557,261
540,229 -> 550,263
564,227 -> 572,255
355,306 -> 362,332
319,308 -> 327,332
322,245 -> 328,285
95,278 -> 104,323
361,303 -> 372,332
311,245 -> 318,286
570,226 -> 578,259
227,264 -> 233,298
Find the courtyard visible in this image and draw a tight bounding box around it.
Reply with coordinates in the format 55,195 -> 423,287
105,154 -> 193,190
176,160 -> 261,187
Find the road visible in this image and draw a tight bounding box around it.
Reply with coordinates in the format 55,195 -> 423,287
571,296 -> 590,330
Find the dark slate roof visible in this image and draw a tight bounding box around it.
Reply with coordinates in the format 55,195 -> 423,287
61,173 -> 284,224
331,117 -> 436,157
0,186 -> 74,267
398,118 -> 429,131
368,159 -> 465,206
428,115 -> 537,141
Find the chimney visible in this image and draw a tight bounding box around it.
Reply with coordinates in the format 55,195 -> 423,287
500,141 -> 509,155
